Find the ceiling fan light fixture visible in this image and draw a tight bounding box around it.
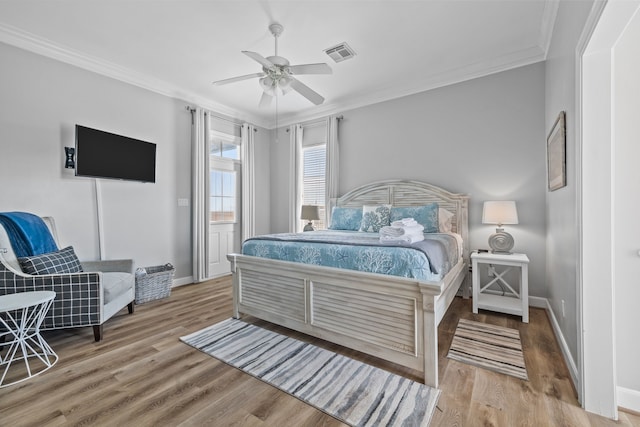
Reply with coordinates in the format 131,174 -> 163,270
259,76 -> 274,91
214,23 -> 330,107
279,75 -> 292,90
260,81 -> 276,96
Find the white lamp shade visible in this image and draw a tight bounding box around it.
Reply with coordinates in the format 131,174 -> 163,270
482,201 -> 519,226
300,205 -> 320,221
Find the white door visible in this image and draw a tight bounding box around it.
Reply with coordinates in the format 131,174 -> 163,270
208,156 -> 241,277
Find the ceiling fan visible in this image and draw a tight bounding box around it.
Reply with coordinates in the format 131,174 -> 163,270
212,23 -> 332,107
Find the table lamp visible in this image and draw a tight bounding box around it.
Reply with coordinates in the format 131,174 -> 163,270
482,201 -> 519,253
300,205 -> 320,231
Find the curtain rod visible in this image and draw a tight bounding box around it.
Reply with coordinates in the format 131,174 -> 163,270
185,105 -> 257,132
285,115 -> 344,132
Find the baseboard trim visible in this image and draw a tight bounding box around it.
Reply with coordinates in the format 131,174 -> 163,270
618,386 -> 640,414
172,273 -> 231,288
172,276 -> 194,288
540,297 -> 580,393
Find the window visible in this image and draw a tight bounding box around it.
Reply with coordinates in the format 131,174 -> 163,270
292,118 -> 338,233
208,120 -> 240,223
210,170 -> 236,222
302,144 -> 326,230
210,134 -> 240,160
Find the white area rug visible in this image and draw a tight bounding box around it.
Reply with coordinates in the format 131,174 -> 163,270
181,318 -> 440,426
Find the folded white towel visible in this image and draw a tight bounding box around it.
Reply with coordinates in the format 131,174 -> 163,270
380,233 -> 425,244
391,218 -> 417,227
379,224 -> 424,237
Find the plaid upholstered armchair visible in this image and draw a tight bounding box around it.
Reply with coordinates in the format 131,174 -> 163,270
0,215 -> 135,341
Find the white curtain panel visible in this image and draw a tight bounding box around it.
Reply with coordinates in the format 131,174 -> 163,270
191,108 -> 209,283
241,123 -> 256,242
288,124 -> 303,232
325,115 -> 340,226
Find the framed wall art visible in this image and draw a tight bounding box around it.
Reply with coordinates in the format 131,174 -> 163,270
547,111 -> 566,191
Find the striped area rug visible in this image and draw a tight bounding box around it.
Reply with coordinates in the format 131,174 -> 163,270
180,318 -> 440,427
447,318 -> 528,380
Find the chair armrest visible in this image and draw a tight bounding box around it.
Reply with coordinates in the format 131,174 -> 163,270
0,263 -> 103,328
82,259 -> 134,274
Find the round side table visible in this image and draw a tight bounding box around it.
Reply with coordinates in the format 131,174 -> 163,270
0,291 -> 58,388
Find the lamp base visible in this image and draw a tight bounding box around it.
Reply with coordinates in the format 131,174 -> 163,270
488,228 -> 514,254
303,222 -> 315,232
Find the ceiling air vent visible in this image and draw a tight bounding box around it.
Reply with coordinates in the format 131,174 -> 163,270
324,42 -> 356,63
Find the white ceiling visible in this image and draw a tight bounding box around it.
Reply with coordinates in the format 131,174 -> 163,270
0,1 -> 557,129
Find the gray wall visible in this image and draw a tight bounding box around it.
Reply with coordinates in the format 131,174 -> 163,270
544,0 -> 595,375
0,42 -> 192,280
270,128 -> 291,234
0,42 -> 272,283
254,127 -> 272,236
271,63 -> 548,297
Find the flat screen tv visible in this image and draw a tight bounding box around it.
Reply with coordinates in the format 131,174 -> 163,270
75,125 -> 156,183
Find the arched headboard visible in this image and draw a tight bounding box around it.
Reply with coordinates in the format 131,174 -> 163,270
335,180 -> 470,263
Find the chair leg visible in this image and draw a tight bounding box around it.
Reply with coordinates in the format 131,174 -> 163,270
93,325 -> 103,342
128,301 -> 134,314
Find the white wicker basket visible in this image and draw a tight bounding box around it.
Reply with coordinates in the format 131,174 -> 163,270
135,263 -> 175,304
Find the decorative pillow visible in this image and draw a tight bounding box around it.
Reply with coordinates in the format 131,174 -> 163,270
18,246 -> 84,275
359,205 -> 391,232
439,208 -> 454,233
329,207 -> 362,231
390,203 -> 439,233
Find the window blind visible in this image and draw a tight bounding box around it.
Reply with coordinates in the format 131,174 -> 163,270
302,144 -> 326,229
302,145 -> 326,205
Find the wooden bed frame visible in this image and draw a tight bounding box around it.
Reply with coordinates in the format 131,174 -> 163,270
227,180 -> 470,387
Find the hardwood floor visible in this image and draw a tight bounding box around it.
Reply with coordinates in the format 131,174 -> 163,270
1,276 -> 638,426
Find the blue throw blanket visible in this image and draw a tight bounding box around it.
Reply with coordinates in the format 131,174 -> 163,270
0,212 -> 59,258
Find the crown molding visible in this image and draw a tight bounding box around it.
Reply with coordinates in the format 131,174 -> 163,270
0,23 -> 271,128
275,45 -> 546,129
538,0 -> 561,58
0,21 -> 546,131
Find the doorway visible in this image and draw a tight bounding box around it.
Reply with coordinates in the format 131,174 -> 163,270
207,129 -> 242,278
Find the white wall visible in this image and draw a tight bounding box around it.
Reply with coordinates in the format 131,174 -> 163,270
614,8 -> 640,408
544,0 -> 595,390
271,63 -> 548,297
577,0 -> 640,416
0,42 -> 192,280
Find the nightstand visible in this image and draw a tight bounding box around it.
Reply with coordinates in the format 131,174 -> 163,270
471,251 -> 529,322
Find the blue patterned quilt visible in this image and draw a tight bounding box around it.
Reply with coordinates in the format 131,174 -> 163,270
242,231 -> 460,282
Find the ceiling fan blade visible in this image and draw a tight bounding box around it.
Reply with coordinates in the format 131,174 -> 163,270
289,77 -> 325,105
259,92 -> 273,108
288,63 -> 332,75
242,51 -> 275,69
212,72 -> 265,86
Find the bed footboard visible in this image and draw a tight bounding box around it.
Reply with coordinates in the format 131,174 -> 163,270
228,253 -> 466,387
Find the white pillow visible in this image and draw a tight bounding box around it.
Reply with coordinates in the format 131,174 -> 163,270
359,205 -> 392,232
439,208 -> 454,233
